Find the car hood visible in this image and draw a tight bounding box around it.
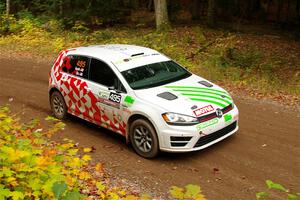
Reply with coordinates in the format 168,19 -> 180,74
133,74 -> 233,117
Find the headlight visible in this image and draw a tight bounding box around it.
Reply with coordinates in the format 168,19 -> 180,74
162,113 -> 199,126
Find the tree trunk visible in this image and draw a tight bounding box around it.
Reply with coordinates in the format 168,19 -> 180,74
59,0 -> 63,16
207,0 -> 216,27
190,0 -> 201,20
130,0 -> 139,9
6,0 -> 10,15
296,0 -> 300,22
154,0 -> 170,31
286,0 -> 290,23
277,0 -> 283,23
148,0 -> 153,11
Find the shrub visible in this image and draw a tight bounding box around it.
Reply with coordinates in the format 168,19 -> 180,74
72,21 -> 90,33
0,106 -> 207,200
0,107 -> 128,199
0,14 -> 18,34
91,29 -> 114,41
225,46 -> 262,69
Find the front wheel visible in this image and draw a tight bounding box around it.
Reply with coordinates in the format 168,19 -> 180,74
129,119 -> 159,158
50,91 -> 67,120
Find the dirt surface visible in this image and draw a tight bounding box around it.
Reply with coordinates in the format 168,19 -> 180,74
0,58 -> 299,199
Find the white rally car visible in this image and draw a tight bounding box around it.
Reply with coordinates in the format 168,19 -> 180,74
49,44 -> 238,158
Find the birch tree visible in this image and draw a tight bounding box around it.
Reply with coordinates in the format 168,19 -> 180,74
207,0 -> 216,27
154,0 -> 170,30
6,0 -> 10,15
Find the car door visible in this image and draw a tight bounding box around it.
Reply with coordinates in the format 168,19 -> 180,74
60,55 -> 90,115
85,58 -> 127,135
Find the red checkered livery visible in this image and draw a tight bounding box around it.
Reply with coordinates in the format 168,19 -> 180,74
49,50 -> 126,136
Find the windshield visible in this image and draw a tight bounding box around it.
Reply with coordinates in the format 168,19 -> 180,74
121,61 -> 191,90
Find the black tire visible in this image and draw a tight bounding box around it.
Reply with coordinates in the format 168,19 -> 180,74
129,119 -> 159,158
50,91 -> 68,120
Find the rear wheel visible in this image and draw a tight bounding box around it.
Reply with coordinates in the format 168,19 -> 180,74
50,91 -> 67,119
130,119 -> 159,158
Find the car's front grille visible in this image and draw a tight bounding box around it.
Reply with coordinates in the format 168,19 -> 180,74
194,121 -> 237,148
170,136 -> 192,147
198,103 -> 233,123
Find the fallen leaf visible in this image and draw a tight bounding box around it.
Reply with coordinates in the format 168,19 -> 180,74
95,163 -> 104,173
83,148 -> 92,153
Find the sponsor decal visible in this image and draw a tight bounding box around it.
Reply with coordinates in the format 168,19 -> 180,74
75,60 -> 86,77
75,71 -> 83,77
99,98 -> 120,109
124,95 -> 135,105
196,118 -> 218,131
99,91 -> 110,99
224,114 -> 232,122
114,54 -> 151,65
75,67 -> 84,72
193,105 -> 214,117
109,92 -> 121,103
75,66 -> 85,76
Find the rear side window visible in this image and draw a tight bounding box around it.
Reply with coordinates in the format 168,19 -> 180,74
61,55 -> 89,78
89,58 -> 118,87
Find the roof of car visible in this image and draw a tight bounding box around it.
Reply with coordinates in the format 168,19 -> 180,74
67,44 -> 170,72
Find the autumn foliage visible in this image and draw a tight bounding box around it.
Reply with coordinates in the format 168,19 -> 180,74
0,106 -> 207,200
0,106 -> 133,199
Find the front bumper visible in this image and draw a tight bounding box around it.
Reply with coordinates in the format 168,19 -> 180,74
158,105 -> 239,152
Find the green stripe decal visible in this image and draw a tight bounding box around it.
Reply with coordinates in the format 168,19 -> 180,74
165,86 -> 228,94
173,89 -> 231,99
181,93 -> 232,105
190,98 -> 227,108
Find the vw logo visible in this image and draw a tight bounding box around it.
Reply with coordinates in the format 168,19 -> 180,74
216,108 -> 223,118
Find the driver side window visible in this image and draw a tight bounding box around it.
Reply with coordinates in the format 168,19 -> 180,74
89,58 -> 126,92
89,58 -> 117,87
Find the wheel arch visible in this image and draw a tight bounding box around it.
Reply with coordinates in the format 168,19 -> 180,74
49,87 -> 61,98
49,87 -> 68,119
126,113 -> 159,144
49,87 -> 65,106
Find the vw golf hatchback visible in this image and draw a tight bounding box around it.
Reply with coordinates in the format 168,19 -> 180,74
49,44 -> 239,158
